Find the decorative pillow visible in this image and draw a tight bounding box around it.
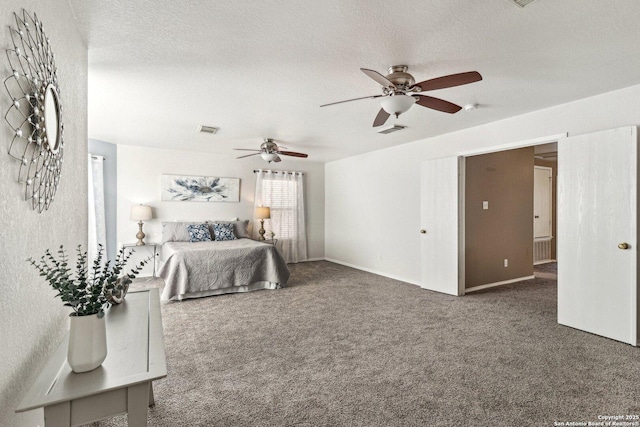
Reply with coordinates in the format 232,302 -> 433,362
210,220 -> 250,239
162,222 -> 201,243
187,224 -> 213,242
212,223 -> 237,241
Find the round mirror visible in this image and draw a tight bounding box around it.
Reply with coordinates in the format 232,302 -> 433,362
44,84 -> 61,153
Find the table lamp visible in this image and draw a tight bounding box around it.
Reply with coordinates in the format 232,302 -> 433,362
255,206 -> 271,241
130,204 -> 152,246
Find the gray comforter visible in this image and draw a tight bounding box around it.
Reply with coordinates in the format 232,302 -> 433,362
158,238 -> 290,301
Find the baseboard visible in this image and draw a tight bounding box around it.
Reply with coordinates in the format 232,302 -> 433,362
465,275 -> 536,293
325,258 -> 421,287
305,257 -> 326,262
533,259 -> 556,265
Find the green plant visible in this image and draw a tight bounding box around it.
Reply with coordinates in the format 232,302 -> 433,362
28,245 -> 151,317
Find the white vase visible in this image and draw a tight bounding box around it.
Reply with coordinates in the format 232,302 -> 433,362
67,313 -> 108,373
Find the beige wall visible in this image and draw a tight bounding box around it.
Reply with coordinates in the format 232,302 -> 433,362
534,158 -> 558,260
0,1 -> 88,426
465,147 -> 534,289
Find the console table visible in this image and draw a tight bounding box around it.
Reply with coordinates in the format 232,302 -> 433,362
16,288 -> 167,426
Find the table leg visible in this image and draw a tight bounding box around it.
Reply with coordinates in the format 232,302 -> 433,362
127,382 -> 149,427
44,402 -> 71,427
152,246 -> 157,278
149,382 -> 155,407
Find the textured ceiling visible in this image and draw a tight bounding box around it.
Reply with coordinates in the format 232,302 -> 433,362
69,0 -> 640,163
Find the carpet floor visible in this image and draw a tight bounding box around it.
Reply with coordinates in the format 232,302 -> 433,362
91,261 -> 640,427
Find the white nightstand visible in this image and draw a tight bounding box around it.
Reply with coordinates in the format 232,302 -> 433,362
122,242 -> 159,278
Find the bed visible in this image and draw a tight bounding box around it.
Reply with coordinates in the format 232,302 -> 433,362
157,221 -> 290,301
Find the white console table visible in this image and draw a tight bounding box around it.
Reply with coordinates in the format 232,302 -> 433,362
16,289 -> 167,426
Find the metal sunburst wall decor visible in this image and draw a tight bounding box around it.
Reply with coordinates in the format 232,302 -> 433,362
4,10 -> 64,213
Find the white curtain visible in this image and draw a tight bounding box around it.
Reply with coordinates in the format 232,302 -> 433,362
88,154 -> 107,264
254,170 -> 307,263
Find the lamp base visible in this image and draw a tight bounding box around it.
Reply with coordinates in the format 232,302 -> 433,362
136,221 -> 146,246
259,219 -> 266,241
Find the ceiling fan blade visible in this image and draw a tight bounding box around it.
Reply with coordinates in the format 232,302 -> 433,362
236,152 -> 262,159
278,150 -> 308,158
234,148 -> 261,152
415,71 -> 482,92
273,155 -> 282,163
320,94 -> 384,107
373,108 -> 390,127
414,95 -> 462,114
361,68 -> 397,89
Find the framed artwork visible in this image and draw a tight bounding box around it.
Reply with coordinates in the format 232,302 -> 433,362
161,174 -> 240,202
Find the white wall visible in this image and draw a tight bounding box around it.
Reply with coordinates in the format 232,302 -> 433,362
0,1 -> 87,426
117,145 -> 325,273
326,83 -> 640,285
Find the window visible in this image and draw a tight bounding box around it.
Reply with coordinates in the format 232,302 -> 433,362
254,170 -> 307,263
261,179 -> 297,239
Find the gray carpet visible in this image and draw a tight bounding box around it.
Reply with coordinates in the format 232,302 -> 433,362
91,261 -> 640,427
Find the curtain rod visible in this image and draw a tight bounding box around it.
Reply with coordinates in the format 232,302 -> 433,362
90,155 -> 106,160
253,170 -> 304,175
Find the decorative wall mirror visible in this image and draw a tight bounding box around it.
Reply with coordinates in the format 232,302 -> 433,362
4,10 -> 64,213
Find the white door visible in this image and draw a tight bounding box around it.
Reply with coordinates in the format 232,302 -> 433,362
533,166 -> 552,238
558,126 -> 638,345
420,157 -> 463,296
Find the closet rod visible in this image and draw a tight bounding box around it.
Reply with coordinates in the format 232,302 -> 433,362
253,170 -> 304,175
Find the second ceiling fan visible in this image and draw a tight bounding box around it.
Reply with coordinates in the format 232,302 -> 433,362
234,138 -> 308,163
321,65 -> 482,127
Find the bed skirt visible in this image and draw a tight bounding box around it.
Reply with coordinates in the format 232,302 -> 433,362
166,280 -> 281,302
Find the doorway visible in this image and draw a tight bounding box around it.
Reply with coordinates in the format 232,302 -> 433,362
420,127 -> 639,346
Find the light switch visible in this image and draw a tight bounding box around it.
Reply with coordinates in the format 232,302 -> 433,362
483,201 -> 489,210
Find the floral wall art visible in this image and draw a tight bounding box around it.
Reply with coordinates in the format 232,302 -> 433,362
161,174 -> 240,202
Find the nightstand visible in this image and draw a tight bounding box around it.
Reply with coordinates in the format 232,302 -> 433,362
122,242 -> 159,278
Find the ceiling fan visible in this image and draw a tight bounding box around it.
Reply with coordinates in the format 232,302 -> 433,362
320,65 -> 482,127
234,138 -> 309,163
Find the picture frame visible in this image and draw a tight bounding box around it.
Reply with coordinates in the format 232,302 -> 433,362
161,174 -> 240,202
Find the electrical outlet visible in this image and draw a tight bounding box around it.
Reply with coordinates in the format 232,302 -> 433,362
483,201 -> 489,210
504,259 -> 508,267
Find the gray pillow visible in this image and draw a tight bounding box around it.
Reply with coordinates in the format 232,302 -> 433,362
162,222 -> 201,243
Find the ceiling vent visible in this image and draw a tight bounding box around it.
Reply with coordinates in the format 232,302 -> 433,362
377,124 -> 406,135
509,0 -> 536,7
198,125 -> 219,134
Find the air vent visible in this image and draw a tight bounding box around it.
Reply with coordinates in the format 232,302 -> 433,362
510,0 -> 536,7
377,124 -> 407,135
198,125 -> 219,134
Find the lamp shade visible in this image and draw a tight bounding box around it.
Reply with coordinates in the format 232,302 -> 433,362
380,94 -> 416,116
255,206 -> 271,220
130,204 -> 152,221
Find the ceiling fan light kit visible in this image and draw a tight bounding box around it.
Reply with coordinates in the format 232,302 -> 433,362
321,65 -> 482,128
261,152 -> 278,162
380,95 -> 416,117
234,138 -> 308,163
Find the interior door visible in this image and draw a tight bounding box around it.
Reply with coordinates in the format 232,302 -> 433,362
420,157 -> 463,296
533,166 -> 552,238
558,126 -> 638,345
